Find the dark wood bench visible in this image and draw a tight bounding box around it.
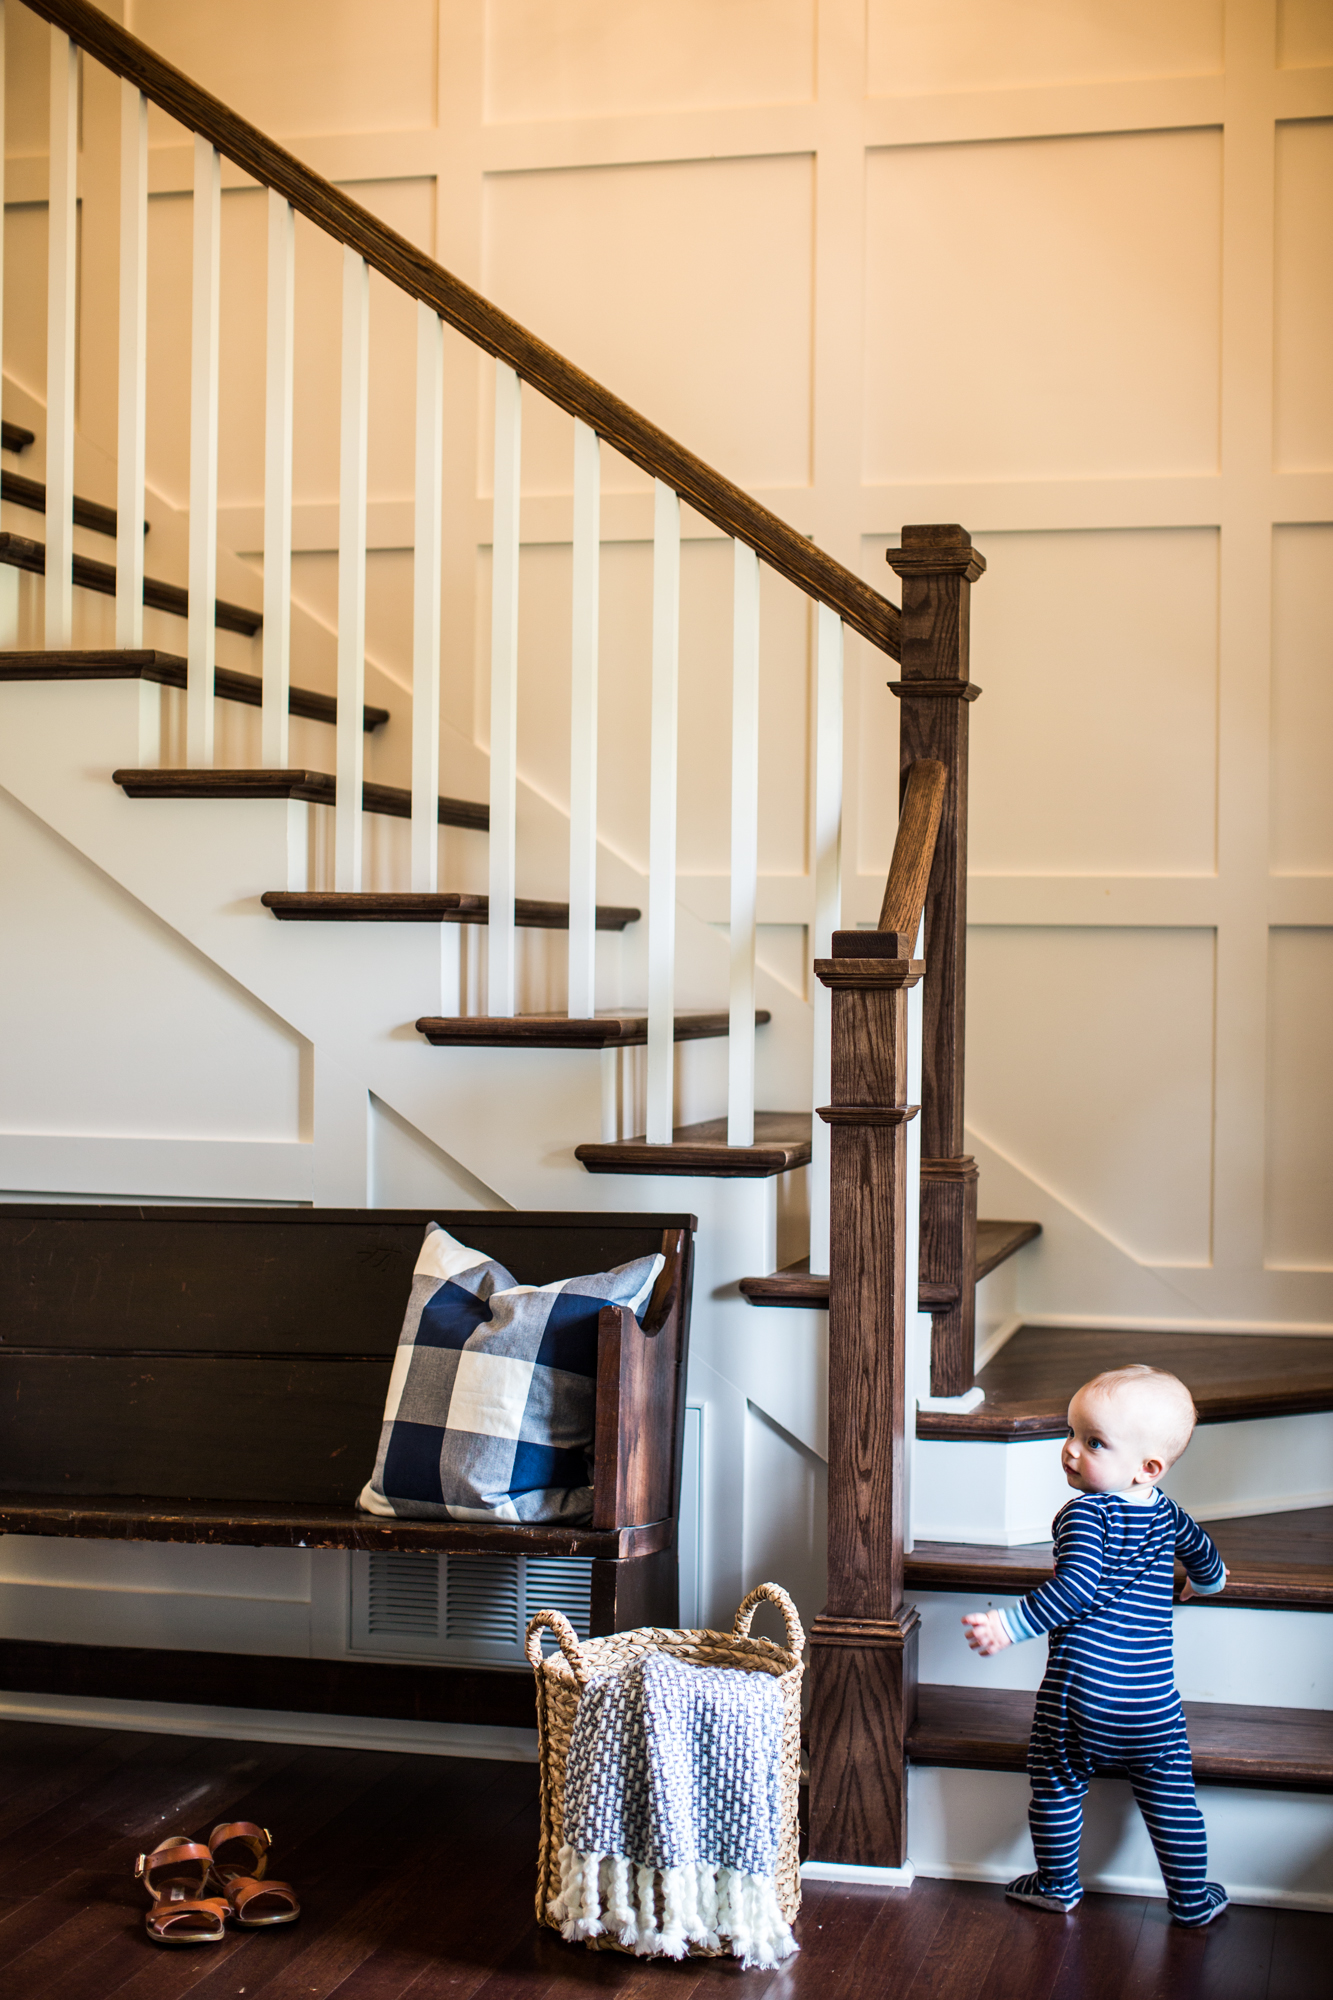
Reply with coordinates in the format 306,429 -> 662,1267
0,1204 -> 695,1731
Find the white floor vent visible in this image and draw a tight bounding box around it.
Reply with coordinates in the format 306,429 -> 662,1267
350,1550 -> 592,1664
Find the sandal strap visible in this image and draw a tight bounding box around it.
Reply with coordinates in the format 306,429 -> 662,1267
138,1840 -> 213,1892
146,1897 -> 229,1937
209,1820 -> 271,1851
208,1821 -> 271,1881
226,1875 -> 297,1915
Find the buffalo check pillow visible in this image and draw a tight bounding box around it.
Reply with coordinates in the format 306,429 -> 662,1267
357,1223 -> 664,1524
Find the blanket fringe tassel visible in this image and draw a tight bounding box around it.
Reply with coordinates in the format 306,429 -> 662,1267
548,1844 -> 798,1969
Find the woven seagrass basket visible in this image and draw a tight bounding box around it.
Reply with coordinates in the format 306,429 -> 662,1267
524,1580 -> 805,1941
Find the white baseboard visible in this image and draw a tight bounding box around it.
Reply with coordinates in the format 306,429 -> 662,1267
1189,1486 -> 1333,1521
0,1688 -> 540,1761
801,1859 -> 916,1888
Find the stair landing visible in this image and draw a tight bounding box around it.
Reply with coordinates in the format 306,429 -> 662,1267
916,1325 -> 1333,1442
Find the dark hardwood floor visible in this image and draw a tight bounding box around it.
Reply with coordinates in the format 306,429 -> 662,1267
0,1719 -> 1323,1999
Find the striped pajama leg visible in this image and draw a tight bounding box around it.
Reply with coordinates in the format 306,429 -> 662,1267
1128,1749 -> 1224,1924
1025,1762 -> 1089,1903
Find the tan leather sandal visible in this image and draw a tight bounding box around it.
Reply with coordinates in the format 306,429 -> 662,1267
207,1820 -> 300,1928
136,1838 -> 230,1947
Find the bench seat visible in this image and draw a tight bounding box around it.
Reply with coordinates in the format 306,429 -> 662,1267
0,1495 -> 673,1561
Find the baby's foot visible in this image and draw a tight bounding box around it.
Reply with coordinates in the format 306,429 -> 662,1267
1170,1883 -> 1229,1928
1005,1871 -> 1081,1914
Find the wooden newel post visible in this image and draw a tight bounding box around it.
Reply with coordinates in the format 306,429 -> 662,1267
886,524 -> 986,1398
805,931 -> 922,1869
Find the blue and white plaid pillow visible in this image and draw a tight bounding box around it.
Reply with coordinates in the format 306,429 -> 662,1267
358,1223 -> 664,1524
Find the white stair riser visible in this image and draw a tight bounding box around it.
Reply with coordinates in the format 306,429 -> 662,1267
911,1592 -> 1333,1709
907,1766 -> 1333,1911
913,1408 -> 1333,1546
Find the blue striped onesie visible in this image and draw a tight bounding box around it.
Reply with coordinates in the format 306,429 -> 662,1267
997,1487 -> 1226,1922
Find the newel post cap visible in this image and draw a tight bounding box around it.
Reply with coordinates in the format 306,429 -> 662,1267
886,523 -> 986,584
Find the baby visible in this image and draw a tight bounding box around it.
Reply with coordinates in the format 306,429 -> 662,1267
962,1364 -> 1229,1927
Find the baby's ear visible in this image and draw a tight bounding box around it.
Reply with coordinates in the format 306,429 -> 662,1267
1141,1456 -> 1164,1482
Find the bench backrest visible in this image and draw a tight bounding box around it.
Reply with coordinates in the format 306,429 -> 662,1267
0,1205 -> 695,1512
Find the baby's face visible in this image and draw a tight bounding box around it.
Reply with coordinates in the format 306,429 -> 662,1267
1061,1388 -> 1161,1495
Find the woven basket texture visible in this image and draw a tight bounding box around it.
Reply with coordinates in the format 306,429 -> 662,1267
524,1581 -> 805,1945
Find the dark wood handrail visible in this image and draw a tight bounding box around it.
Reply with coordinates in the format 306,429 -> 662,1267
26,0 -> 901,661
877,758 -> 946,945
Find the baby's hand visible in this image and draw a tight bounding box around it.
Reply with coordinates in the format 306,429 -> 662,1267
962,1610 -> 1012,1656
1179,1565 -> 1229,1604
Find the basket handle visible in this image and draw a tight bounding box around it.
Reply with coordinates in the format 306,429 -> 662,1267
732,1582 -> 805,1659
524,1608 -> 592,1686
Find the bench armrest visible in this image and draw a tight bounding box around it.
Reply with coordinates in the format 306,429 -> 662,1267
590,1227 -> 689,1531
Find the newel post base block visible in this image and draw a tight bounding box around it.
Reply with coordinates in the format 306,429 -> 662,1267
805,1607 -> 921,1869
922,1156 -> 979,1397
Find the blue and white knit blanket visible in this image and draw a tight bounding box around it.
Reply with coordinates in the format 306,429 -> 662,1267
549,1650 -> 797,1967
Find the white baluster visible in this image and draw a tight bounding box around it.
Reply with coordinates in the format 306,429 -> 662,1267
412,303 -> 443,892
646,482 -> 681,1145
262,191 -> 294,768
45,26 -> 77,650
727,542 -> 760,1147
335,248 -> 369,892
809,606 -> 843,1271
488,361 -> 521,1016
187,135 -> 221,766
568,419 -> 600,1018
116,82 -> 147,652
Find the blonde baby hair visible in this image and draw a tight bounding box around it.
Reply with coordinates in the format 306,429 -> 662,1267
1079,1364 -> 1197,1470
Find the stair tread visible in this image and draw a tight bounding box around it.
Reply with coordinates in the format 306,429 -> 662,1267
916,1325 -> 1333,1441
419,1010 -> 769,1049
266,891 -> 638,931
907,1683 -> 1333,1790
578,1110 -> 810,1178
112,767 -> 488,834
976,1218 -> 1042,1280
2,421 -> 35,454
0,531 -> 261,636
0,650 -> 388,730
904,1505 -> 1333,1611
739,1217 -> 1039,1309
1,470 -> 143,538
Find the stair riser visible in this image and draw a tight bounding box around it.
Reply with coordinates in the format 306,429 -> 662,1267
910,1591 -> 1333,1709
913,1408 -> 1333,1546
906,1766 -> 1333,1910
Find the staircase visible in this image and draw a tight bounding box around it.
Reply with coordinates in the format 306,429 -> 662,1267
0,0 -> 1329,1917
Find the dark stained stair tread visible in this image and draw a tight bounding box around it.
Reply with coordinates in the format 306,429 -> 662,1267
419,1010 -> 767,1048
113,767 -> 487,833
0,531 -> 261,635
976,1218 -> 1042,1280
907,1684 -> 1333,1791
577,1110 -> 810,1178
739,1217 -> 1040,1309
916,1325 -> 1333,1442
0,1493 -> 668,1562
1,649 -> 388,729
1,420 -> 35,453
266,891 -> 638,930
904,1505 -> 1333,1612
1,470 -> 144,538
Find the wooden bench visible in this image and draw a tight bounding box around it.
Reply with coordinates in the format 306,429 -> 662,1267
0,1203 -> 695,1731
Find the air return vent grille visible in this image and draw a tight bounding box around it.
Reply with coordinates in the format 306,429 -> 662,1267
350,1551 -> 592,1663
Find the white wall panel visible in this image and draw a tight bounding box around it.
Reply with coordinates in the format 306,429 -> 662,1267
482,155 -> 814,492
864,129 -> 1222,483
131,0 -> 438,137
368,1094 -> 510,1210
966,528 -> 1219,876
966,925 -> 1216,1266
1274,119 -> 1333,471
1271,524 -> 1333,872
484,0 -> 815,122
2,0 -> 50,153
0,790 -> 303,1141
1266,928 -> 1333,1269
1279,0 -> 1333,68
741,1400 -> 826,1647
868,0 -> 1222,96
